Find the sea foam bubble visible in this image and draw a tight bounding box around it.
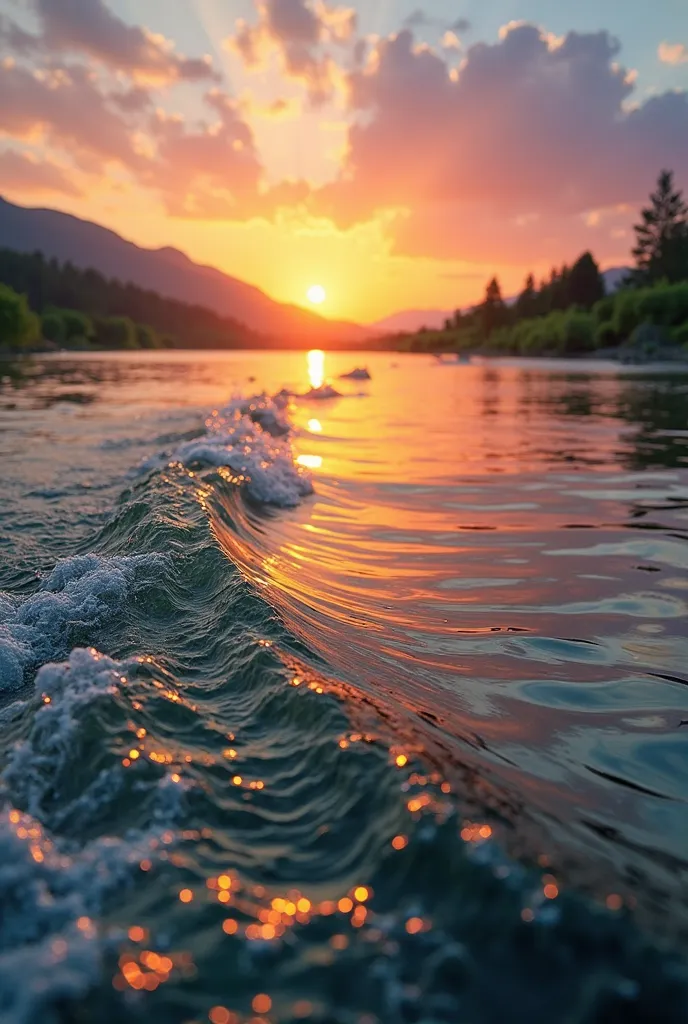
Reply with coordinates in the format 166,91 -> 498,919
0,647 -> 184,1022
150,392 -> 314,508
0,554 -> 167,692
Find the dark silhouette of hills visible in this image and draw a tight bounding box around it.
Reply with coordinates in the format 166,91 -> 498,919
0,197 -> 371,345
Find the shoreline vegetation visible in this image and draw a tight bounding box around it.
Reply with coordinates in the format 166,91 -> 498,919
395,170 -> 688,363
0,171 -> 687,361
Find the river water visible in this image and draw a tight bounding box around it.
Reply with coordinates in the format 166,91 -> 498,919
1,351 -> 687,1023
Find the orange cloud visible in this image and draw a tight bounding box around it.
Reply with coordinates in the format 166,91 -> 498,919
226,0 -> 357,105
0,148 -> 81,196
658,42 -> 688,66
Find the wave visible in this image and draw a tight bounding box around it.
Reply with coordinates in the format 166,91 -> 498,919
0,649 -> 185,1022
1,387 -> 688,1022
136,392 -> 313,508
0,554 -> 167,692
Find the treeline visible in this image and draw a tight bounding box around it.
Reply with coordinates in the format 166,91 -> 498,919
407,169 -> 688,357
0,248 -> 263,352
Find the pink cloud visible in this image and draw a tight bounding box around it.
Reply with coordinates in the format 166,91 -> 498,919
658,42 -> 688,66
310,24 -> 688,264
142,90 -> 264,217
0,61 -> 143,172
0,149 -> 81,197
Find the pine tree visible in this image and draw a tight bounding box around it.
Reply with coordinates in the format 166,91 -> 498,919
632,170 -> 688,284
515,273 -> 538,320
567,252 -> 605,308
481,277 -> 508,336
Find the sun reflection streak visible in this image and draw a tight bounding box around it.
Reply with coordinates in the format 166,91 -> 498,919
307,350 -> 325,390
297,454 -> 323,470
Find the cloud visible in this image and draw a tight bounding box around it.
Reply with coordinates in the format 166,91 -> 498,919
0,59 -> 264,218
0,61 -> 143,172
143,89 -> 264,218
658,42 -> 688,66
19,0 -> 219,85
0,148 -> 81,196
226,0 -> 357,104
0,15 -> 37,54
311,23 -> 688,263
441,31 -> 462,51
403,9 -> 429,29
402,10 -> 471,34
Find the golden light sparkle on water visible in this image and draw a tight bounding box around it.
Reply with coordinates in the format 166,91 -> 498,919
307,349 -> 325,389
306,284 -> 326,305
296,454 -> 323,470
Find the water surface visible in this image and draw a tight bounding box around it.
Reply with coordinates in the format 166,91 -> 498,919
1,351 -> 688,1023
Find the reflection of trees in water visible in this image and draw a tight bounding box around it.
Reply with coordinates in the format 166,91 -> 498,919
507,367 -> 688,471
0,355 -> 194,407
614,376 -> 688,471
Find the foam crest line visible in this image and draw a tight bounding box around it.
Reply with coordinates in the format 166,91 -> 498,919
140,391 -> 313,508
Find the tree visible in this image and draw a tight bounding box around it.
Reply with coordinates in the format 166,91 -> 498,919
95,315 -> 138,349
135,323 -> 162,349
515,273 -> 538,320
632,170 -> 688,284
41,311 -> 66,345
0,284 -> 39,350
567,252 -> 605,309
481,277 -> 508,336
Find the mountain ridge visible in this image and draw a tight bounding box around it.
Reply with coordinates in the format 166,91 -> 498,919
0,196 -> 370,345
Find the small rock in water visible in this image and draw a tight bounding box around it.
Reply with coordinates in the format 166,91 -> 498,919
339,367 -> 371,380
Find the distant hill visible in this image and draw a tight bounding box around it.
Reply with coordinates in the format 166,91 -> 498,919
0,197 -> 370,346
372,267 -> 631,334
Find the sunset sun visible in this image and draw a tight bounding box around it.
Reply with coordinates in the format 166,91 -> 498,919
307,284 -> 327,305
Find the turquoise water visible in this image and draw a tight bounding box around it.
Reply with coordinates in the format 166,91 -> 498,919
1,351 -> 688,1023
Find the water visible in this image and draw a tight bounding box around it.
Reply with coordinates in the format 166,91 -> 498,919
1,350 -> 688,1023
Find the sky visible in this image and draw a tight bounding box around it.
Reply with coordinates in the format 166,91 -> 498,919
0,1 -> 687,323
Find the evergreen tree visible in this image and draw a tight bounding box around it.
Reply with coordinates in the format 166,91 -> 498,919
632,170 -> 688,284
515,273 -> 538,320
481,277 -> 509,336
567,252 -> 605,308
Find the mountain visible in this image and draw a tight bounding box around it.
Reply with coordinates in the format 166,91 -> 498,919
372,267 -> 631,334
0,197 -> 370,345
370,309 -> 453,333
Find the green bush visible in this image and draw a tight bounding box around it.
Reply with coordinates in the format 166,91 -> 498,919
612,290 -> 642,340
663,282 -> 688,326
136,324 -> 163,349
559,310 -> 596,353
41,311 -> 66,345
44,308 -> 95,346
592,294 -> 616,326
94,316 -> 138,349
670,322 -> 688,346
0,283 -> 39,350
60,309 -> 94,342
595,321 -> 619,348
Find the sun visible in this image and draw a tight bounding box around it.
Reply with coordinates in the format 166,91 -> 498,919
306,284 -> 327,305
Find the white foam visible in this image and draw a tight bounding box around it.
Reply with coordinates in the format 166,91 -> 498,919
0,647 -> 184,1022
0,554 -> 167,692
166,392 -> 314,508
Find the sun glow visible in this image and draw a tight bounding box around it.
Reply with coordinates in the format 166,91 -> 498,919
307,284 -> 327,305
307,349 -> 325,389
